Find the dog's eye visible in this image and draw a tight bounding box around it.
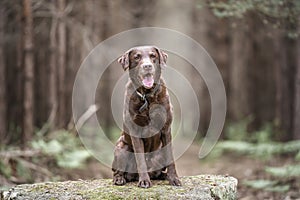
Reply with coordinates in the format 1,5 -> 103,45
134,54 -> 141,61
149,53 -> 156,59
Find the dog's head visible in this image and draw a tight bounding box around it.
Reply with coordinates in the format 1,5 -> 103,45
118,46 -> 168,89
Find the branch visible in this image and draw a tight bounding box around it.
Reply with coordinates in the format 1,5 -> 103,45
0,150 -> 40,158
17,157 -> 52,177
75,104 -> 100,131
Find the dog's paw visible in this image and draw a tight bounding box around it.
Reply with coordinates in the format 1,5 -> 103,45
113,175 -> 126,186
168,176 -> 182,186
138,179 -> 152,188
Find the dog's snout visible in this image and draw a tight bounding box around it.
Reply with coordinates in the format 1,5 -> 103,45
142,64 -> 153,70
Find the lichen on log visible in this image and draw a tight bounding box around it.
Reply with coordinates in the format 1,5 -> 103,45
1,175 -> 238,200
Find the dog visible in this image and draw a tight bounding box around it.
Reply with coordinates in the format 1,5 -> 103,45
112,46 -> 181,188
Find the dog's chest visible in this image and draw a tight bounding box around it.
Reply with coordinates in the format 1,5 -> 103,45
131,95 -> 164,127
142,135 -> 162,152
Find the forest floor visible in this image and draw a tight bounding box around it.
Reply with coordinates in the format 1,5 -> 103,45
58,143 -> 300,200
1,143 -> 299,199
175,144 -> 300,200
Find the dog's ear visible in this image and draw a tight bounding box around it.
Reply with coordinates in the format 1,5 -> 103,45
118,50 -> 131,71
155,47 -> 168,67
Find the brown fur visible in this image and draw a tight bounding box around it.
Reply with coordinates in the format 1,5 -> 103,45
112,46 -> 181,188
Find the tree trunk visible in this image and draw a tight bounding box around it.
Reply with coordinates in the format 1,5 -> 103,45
191,6 -> 212,135
277,36 -> 296,140
16,5 -> 24,141
273,32 -> 295,140
65,24 -> 77,129
293,24 -> 300,139
0,5 -> 7,143
249,17 -> 277,129
57,0 -> 66,128
93,0 -> 112,137
192,6 -> 229,136
22,0 -> 34,146
48,2 -> 58,130
228,18 -> 252,121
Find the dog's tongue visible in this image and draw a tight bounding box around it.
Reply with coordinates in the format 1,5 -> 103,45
142,75 -> 154,88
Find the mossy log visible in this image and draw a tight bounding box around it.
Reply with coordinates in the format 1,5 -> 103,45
1,175 -> 238,200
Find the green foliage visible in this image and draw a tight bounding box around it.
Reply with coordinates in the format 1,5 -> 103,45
252,124 -> 273,143
7,123 -> 22,144
16,160 -> 33,182
204,0 -> 300,19
209,1 -> 254,18
225,118 -> 250,141
265,165 -> 300,178
32,139 -> 63,155
281,140 -> 300,153
243,179 -> 278,189
215,140 -> 300,160
218,119 -> 300,160
296,151 -> 300,161
265,185 -> 290,193
31,130 -> 91,169
225,118 -> 275,143
213,119 -> 300,194
0,129 -> 92,184
200,0 -> 300,37
108,126 -> 122,142
244,179 -> 290,193
214,139 -> 300,193
56,150 -> 91,169
0,160 -> 12,178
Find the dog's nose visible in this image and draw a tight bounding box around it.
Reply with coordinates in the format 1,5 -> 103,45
142,64 -> 153,70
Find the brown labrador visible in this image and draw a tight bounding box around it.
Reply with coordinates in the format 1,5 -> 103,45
112,46 -> 181,188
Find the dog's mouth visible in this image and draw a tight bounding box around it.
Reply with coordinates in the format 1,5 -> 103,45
141,74 -> 154,89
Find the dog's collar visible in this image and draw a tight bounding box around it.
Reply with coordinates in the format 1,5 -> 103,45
136,82 -> 160,113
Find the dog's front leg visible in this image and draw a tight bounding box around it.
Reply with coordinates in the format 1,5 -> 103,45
161,127 -> 181,186
131,136 -> 152,188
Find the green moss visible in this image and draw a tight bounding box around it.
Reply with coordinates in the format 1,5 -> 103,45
1,175 -> 238,200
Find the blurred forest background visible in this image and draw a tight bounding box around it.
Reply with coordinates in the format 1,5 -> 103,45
0,0 -> 300,199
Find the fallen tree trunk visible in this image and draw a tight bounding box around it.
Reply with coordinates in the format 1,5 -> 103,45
1,175 -> 238,200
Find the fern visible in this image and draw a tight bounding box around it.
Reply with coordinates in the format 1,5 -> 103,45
281,140 -> 300,153
265,165 -> 300,178
243,179 -> 278,189
296,151 -> 300,161
31,130 -> 91,169
215,140 -> 300,159
243,179 -> 290,193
